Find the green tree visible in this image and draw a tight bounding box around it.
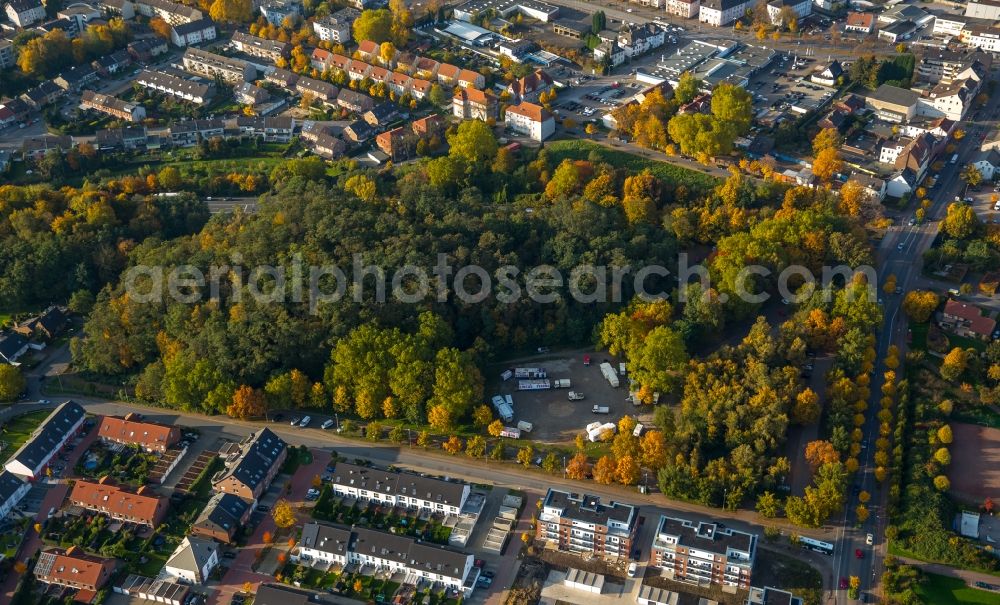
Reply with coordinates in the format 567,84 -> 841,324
428,83 -> 448,107
756,491 -> 780,518
542,452 -> 560,473
0,365 -> 26,402
353,9 -> 393,43
591,10 -> 605,34
710,83 -> 753,135
428,348 -> 482,426
961,164 -> 983,188
942,202 -> 980,239
447,120 -> 498,169
465,435 -> 486,457
517,444 -> 534,467
674,72 -> 701,105
630,325 -> 687,393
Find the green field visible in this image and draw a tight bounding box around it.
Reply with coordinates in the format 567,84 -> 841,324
544,140 -> 721,192
915,573 -> 1000,605
1,410 -> 52,462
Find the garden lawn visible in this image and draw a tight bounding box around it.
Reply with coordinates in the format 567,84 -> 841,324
544,140 -> 720,193
1,410 -> 53,456
915,573 -> 999,605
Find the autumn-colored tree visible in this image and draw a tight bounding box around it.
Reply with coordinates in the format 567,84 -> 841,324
311,474 -> 322,488
465,435 -> 486,458
756,491 -> 780,518
933,447 -> 951,465
262,531 -> 272,544
149,17 -> 172,40
640,430 -> 668,470
442,435 -> 462,454
593,455 -> 616,485
517,444 -> 534,467
12,561 -> 26,574
416,430 -> 430,448
941,348 -> 969,382
566,453 -> 591,479
902,290 -> 939,322
804,440 -> 839,469
937,424 -> 953,444
487,419 -> 504,438
792,388 -> 821,425
812,147 -> 843,182
353,579 -> 363,593
812,127 -> 841,156
616,456 -> 640,485
427,404 -> 453,432
272,499 -> 296,528
472,404 -> 493,427
227,385 -> 266,419
933,475 -> 950,491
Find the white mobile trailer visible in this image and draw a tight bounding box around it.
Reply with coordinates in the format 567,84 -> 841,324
633,423 -> 644,437
600,363 -> 620,388
568,391 -> 585,401
518,379 -> 551,391
587,422 -> 617,442
618,363 -> 626,376
592,405 -> 610,414
553,379 -> 571,388
514,367 -> 547,379
516,420 -> 533,433
500,427 -> 521,439
500,369 -> 513,381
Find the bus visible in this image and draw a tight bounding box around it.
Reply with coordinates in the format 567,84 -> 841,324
799,536 -> 835,555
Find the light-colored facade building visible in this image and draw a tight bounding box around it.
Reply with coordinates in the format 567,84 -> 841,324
182,47 -> 256,83
651,515 -> 757,591
536,489 -> 639,559
504,101 -> 554,141
331,462 -> 471,515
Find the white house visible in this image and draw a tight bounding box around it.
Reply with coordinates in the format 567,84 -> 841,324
312,7 -> 358,43
972,149 -> 1000,181
298,522 -> 352,566
766,0 -> 811,26
5,0 -> 46,26
504,101 -> 554,142
811,60 -> 843,87
4,402 -> 86,480
918,77 -> 979,121
0,471 -> 30,520
170,18 -> 217,47
886,169 -> 916,198
699,0 -> 750,26
348,527 -> 474,593
163,536 -> 219,584
331,462 -> 471,516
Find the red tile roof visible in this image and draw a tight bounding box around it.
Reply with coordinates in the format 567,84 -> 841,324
98,414 -> 180,451
35,547 -> 115,591
506,101 -> 550,122
70,478 -> 168,526
944,299 -> 996,337
357,40 -> 379,56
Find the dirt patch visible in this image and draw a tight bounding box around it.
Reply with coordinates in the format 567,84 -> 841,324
642,570 -> 746,605
950,423 -> 1000,501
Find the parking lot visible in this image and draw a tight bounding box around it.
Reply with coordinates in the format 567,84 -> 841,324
491,351 -> 652,442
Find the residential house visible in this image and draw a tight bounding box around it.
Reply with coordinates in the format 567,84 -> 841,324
331,462 -> 471,515
336,88 -> 374,113
136,70 -> 214,104
457,69 -> 485,90
298,522 -> 353,566
70,478 -> 169,527
453,88 -> 497,121
347,59 -> 371,82
376,127 -> 412,161
34,547 -> 115,594
343,119 -> 373,143
0,470 -> 29,520
618,22 -> 666,57
363,103 -> 400,127
698,0 -> 750,26
356,39 -> 379,62
665,0 -> 699,18
254,584 -> 315,605
11,306 -> 67,340
844,11 -> 875,35
917,49 -> 991,85
412,114 -> 443,138
410,78 -> 431,100
81,90 -> 147,122
0,39 -> 15,69
766,0 -> 810,26
414,56 -> 440,79
54,65 -> 99,91
4,0 -> 45,26
973,148 -> 1000,181
231,31 -> 289,61
92,50 -> 133,76
95,126 -> 148,150
135,0 -> 202,24
233,116 -> 294,142
4,401 -> 85,479
20,81 -> 64,109
234,81 -> 272,106
436,63 -> 460,86
259,0 -> 301,25
212,428 -> 287,503
811,60 -> 842,87
168,119 -> 225,146
98,413 -> 181,453
864,84 -> 920,123
163,536 -> 219,584
0,333 -> 30,366
504,101 -> 554,142
312,7 -> 358,42
919,77 -> 979,121
651,515 -> 757,590
21,135 -> 73,161
387,71 -> 412,97
507,69 -> 553,103
127,38 -> 168,62
182,47 -> 255,83
348,526 -> 474,592
295,76 -> 338,104
191,492 -> 251,543
536,489 -> 639,558
265,68 -> 298,89
594,40 -> 627,68
849,173 -> 887,202
941,299 -> 996,340
312,132 -> 345,158
959,26 -> 1000,54
170,18 -> 217,47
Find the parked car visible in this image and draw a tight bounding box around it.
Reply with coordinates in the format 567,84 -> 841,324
855,549 -> 864,559
627,562 -> 638,577
321,419 -> 335,429
289,417 -> 300,426
299,416 -> 311,427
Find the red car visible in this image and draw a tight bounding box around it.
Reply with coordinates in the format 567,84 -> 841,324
583,355 -> 591,366
839,577 -> 849,589
855,549 -> 864,559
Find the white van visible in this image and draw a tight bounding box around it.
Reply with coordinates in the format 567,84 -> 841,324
321,419 -> 335,429
299,416 -> 311,427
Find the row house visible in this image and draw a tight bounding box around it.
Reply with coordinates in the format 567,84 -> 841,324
233,116 -> 295,142
331,462 -> 471,515
343,119 -> 373,143
69,478 -> 169,528
617,22 -> 665,57
94,126 -> 148,150
127,38 -> 168,62
651,515 -> 757,590
34,547 -> 115,594
212,428 -> 287,503
376,126 -> 413,161
356,39 -> 380,62
81,90 -> 147,122
0,471 -> 30,520
170,18 -> 217,47
54,65 -> 99,91
234,81 -> 272,106
536,489 -> 639,558
136,70 -> 214,104
266,67 -> 298,89
336,88 -> 374,113
231,30 -> 290,61
21,135 -> 73,161
310,48 -> 351,73
191,492 -> 251,543
169,118 -> 225,146
504,101 -> 554,142
20,81 -> 64,109
919,77 -> 979,121
97,413 -> 180,452
182,47 -> 256,84
453,87 -> 497,121
92,49 -> 133,76
135,0 -> 202,24
296,76 -> 339,104
312,132 -> 346,158
4,401 -> 85,479
363,103 -> 400,127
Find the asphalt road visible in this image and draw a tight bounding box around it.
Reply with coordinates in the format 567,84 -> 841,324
831,70 -> 1000,604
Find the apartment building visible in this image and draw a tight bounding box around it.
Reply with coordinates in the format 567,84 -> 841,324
135,0 -> 202,24
504,101 -> 554,142
665,0 -> 699,18
70,478 -> 169,527
101,0 -> 136,19
0,39 -> 15,69
965,0 -> 1000,20
351,526 -> 474,591
81,91 -> 147,123
698,0 -> 750,26
136,70 -> 214,104
312,7 -> 359,42
920,77 -> 978,121
536,489 -> 639,558
259,0 -> 301,25
331,462 -> 471,515
170,18 -> 217,47
4,401 -> 85,479
231,31 -> 290,61
191,492 -> 251,543
34,547 -> 115,593
212,428 -> 287,503
182,47 -> 256,83
651,516 -> 757,591
97,413 -> 181,452
917,50 -> 991,84
4,0 -> 45,26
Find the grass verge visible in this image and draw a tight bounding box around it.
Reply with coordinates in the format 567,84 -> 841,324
915,573 -> 999,605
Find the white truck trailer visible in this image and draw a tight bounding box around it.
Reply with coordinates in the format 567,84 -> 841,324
600,362 -> 620,388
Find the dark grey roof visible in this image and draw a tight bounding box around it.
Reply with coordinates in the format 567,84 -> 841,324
760,587 -> 797,605
656,515 -> 756,555
333,462 -> 468,508
170,119 -> 225,134
193,491 -> 249,534
253,584 -> 313,605
6,401 -> 85,473
365,102 -> 399,122
543,489 -> 637,528
883,19 -> 917,35
700,0 -> 747,10
0,333 -> 27,360
868,84 -> 920,108
215,427 -> 286,491
0,470 -> 26,504
300,522 -> 352,556
350,526 -> 471,580
5,0 -> 41,12
345,119 -> 373,140
172,18 -> 216,36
